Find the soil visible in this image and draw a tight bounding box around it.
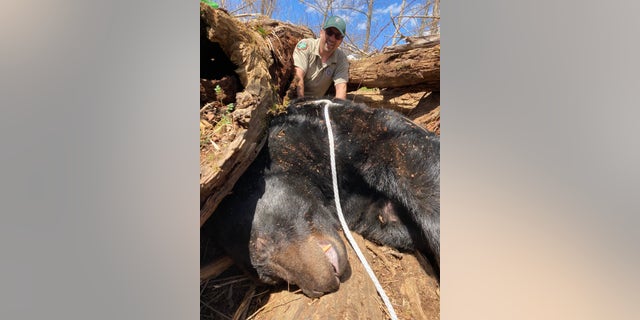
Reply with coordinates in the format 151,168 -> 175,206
200,100 -> 241,157
201,234 -> 439,320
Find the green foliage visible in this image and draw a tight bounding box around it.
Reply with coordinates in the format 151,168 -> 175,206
356,86 -> 377,92
200,0 -> 219,9
212,85 -> 234,129
200,84 -> 235,151
255,26 -> 268,37
214,85 -> 235,113
216,114 -> 232,127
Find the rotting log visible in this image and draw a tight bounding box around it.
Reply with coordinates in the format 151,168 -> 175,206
199,5 -> 275,227
199,5 -> 315,226
200,255 -> 234,281
200,16 -> 314,107
348,40 -> 440,91
245,17 -> 314,99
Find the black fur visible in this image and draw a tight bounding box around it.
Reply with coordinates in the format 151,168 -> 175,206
202,97 -> 440,297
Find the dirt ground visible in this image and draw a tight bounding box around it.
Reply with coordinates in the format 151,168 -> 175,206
201,234 -> 439,320
200,87 -> 440,320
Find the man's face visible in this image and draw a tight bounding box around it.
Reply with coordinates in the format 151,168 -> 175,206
320,27 -> 344,53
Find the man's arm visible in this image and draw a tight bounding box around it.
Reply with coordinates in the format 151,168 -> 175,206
333,52 -> 349,100
335,82 -> 347,100
294,67 -> 305,98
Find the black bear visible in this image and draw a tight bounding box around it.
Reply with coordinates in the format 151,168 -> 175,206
202,97 -> 439,298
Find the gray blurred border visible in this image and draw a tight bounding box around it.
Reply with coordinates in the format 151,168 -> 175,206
1,1 -> 198,319
2,0 -> 640,319
443,1 -> 640,319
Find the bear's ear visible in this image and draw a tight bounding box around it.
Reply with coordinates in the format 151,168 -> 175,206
379,200 -> 401,224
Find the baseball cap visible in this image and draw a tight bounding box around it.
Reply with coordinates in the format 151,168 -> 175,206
323,16 -> 346,36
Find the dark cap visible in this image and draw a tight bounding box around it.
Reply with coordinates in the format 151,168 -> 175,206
323,16 -> 346,36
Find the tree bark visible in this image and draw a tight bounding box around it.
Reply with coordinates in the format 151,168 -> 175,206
199,5 -> 275,227
199,5 -> 314,226
348,40 -> 440,91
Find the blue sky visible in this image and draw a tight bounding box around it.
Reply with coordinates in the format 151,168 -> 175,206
219,0 -> 434,52
273,0 -> 430,51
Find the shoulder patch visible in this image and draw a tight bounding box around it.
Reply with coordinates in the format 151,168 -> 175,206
296,41 -> 308,50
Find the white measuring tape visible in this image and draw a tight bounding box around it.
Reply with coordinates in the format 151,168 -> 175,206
321,100 -> 399,320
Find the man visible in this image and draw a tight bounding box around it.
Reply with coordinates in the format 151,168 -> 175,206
293,16 -> 349,99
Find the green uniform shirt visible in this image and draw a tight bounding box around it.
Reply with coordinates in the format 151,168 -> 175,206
293,38 -> 349,97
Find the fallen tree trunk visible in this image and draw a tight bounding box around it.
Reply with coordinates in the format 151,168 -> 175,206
348,40 -> 440,91
199,5 -> 275,227
199,7 -> 314,226
245,18 -> 315,99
